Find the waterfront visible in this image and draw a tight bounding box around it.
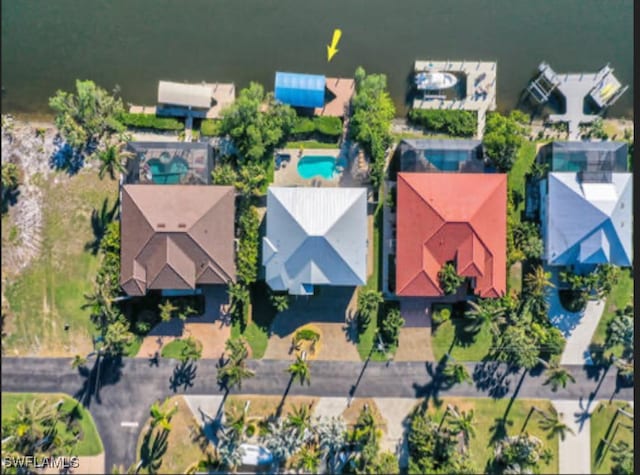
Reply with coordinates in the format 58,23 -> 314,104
1,0 -> 633,117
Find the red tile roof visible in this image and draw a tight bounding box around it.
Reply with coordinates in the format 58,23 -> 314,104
396,173 -> 507,298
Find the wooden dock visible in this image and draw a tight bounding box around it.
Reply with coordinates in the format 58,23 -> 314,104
315,77 -> 355,117
413,60 -> 497,139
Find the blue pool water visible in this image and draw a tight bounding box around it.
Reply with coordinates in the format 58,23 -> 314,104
297,155 -> 347,180
146,157 -> 189,184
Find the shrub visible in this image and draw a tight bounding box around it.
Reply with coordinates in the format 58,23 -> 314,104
558,289 -> 588,313
483,111 -> 528,172
432,307 -> 451,326
313,116 -> 343,137
200,119 -> 222,136
380,308 -> 404,346
291,117 -> 315,135
438,262 -> 465,295
294,328 -> 320,343
118,112 -> 185,131
407,109 -> 477,137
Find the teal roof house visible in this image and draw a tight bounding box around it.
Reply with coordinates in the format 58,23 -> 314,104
262,187 -> 367,295
540,172 -> 632,267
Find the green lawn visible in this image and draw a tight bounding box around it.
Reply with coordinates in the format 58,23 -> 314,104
431,317 -> 492,361
356,200 -> 386,362
283,140 -> 339,149
3,170 -> 119,356
426,397 -> 559,474
230,282 -> 274,359
1,392 -> 104,456
590,401 -> 633,474
591,268 -> 633,360
160,339 -> 189,359
507,141 -> 539,220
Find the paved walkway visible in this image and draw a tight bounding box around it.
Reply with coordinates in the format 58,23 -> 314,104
552,399 -> 594,474
374,397 -> 418,466
547,268 -> 604,365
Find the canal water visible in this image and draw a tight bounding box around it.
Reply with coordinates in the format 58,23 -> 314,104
1,0 -> 633,117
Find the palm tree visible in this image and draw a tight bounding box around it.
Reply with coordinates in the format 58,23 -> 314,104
294,444 -> 321,474
218,337 -> 254,392
97,142 -> 131,180
537,410 -> 575,441
442,359 -> 471,385
357,288 -> 383,321
447,407 -> 476,449
217,432 -> 244,473
287,356 -> 311,386
70,354 -> 87,369
523,265 -> 554,296
149,398 -> 178,431
542,362 -> 576,392
464,299 -> 505,335
223,404 -> 248,442
287,403 -> 314,432
227,283 -> 250,318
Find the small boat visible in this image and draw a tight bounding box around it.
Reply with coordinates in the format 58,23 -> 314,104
415,72 -> 458,90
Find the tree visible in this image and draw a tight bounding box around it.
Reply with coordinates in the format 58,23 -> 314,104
493,432 -> 544,473
286,403 -> 313,432
211,161 -> 239,186
235,161 -> 269,198
442,359 -> 471,385
219,82 -> 296,164
70,354 -> 87,370
493,324 -> 540,370
315,416 -> 347,472
178,336 -> 203,364
438,262 -> 465,295
464,298 -> 506,335
158,299 -> 179,322
483,111 -> 528,172
536,410 -> 574,441
605,305 -> 633,356
223,404 -> 249,442
447,406 -> 476,449
368,451 -> 400,474
1,163 -> 20,192
523,265 -> 554,320
269,290 -> 289,313
287,355 -> 311,386
96,142 -> 131,180
293,444 -> 321,474
262,419 -> 304,467
216,432 -> 244,473
513,221 -> 543,260
49,79 -> 125,150
357,288 -> 383,325
217,338 -> 254,392
349,66 -> 395,189
610,440 -> 633,475
542,362 -> 575,392
149,398 -> 178,432
350,405 -> 381,472
380,307 -> 404,346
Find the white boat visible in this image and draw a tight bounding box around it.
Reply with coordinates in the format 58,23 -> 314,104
415,72 -> 458,90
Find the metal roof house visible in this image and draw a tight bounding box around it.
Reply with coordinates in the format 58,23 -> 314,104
120,185 -> 236,296
274,72 -> 326,109
396,139 -> 485,173
540,172 -> 632,268
396,173 -> 507,298
158,81 -> 213,109
538,141 -> 628,173
262,187 -> 367,295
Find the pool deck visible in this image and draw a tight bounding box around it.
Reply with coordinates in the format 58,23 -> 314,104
314,77 -> 355,117
273,147 -> 368,188
413,60 -> 497,139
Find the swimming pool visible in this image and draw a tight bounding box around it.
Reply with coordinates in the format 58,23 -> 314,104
297,155 -> 347,180
146,157 -> 189,184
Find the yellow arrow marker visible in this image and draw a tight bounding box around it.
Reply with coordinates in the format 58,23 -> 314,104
327,29 -> 342,62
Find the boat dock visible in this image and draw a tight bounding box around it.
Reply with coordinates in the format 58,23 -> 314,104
314,77 -> 355,117
413,60 -> 497,139
526,62 -> 628,140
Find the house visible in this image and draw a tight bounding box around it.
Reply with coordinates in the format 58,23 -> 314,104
395,173 -> 507,298
262,187 -> 367,295
123,142 -> 213,185
120,185 -> 236,296
540,172 -> 632,268
395,139 -> 485,173
153,80 -> 235,119
274,71 -> 355,117
537,141 -> 628,173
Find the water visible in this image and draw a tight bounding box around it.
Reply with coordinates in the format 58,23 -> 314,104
1,0 -> 633,118
297,155 -> 346,180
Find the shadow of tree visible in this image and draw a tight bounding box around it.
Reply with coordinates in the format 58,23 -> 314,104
73,354 -> 124,408
169,360 -> 197,393
85,196 -> 119,255
411,356 -> 454,407
472,360 -> 514,399
49,136 -> 86,175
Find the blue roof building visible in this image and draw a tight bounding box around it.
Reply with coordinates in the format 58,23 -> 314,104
274,72 -> 326,109
540,172 -> 632,268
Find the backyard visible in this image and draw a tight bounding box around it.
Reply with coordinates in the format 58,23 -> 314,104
1,392 -> 104,456
3,169 -> 119,356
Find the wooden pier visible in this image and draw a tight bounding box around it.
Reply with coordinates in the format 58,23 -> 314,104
413,60 -> 497,139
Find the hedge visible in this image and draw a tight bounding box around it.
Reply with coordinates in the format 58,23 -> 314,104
407,109 -> 477,137
119,113 -> 184,131
290,116 -> 343,139
201,119 -> 222,136
291,118 -> 316,135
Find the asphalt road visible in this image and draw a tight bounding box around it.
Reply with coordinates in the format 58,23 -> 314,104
1,357 -> 632,470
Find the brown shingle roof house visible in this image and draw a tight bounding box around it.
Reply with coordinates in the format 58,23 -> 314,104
120,185 -> 236,296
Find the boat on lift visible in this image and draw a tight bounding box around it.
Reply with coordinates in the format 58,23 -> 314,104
415,71 -> 458,90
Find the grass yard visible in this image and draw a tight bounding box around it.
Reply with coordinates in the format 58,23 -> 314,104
136,396 -> 211,474
590,268 -> 633,360
3,170 -> 119,356
356,200 -> 386,362
283,140 -> 340,150
160,338 -> 201,360
507,141 -> 539,221
431,317 -> 492,361
229,281 -> 275,359
226,395 -> 318,420
1,392 -> 103,456
422,397 -> 559,474
590,401 -> 633,474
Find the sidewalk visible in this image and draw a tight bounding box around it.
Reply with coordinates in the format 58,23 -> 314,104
552,399 -> 594,474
